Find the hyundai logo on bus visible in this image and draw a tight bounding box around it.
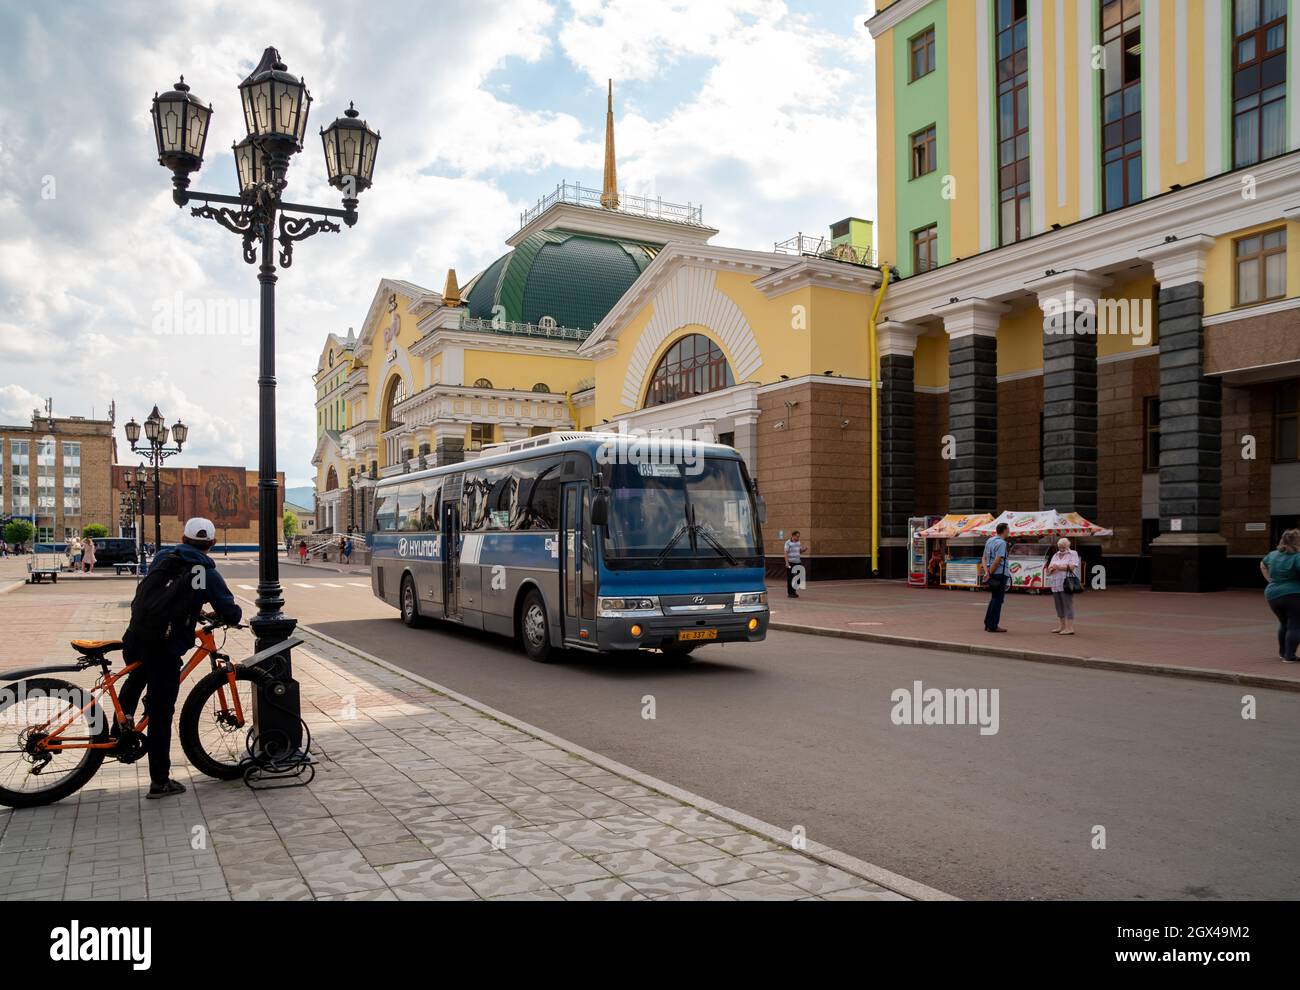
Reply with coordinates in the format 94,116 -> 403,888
594,425 -> 707,475
398,537 -> 440,558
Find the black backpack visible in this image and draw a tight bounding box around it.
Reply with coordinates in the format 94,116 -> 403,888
123,553 -> 199,659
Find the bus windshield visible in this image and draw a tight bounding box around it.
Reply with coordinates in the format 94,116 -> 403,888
602,457 -> 762,567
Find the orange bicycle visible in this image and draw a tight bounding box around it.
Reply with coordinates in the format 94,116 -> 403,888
0,615 -> 272,808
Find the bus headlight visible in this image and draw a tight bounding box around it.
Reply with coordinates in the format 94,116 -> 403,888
598,596 -> 662,617
733,591 -> 768,612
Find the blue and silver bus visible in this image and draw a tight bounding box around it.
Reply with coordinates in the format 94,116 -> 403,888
367,432 -> 769,662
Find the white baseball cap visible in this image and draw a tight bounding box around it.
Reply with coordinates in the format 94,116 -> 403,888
183,517 -> 216,542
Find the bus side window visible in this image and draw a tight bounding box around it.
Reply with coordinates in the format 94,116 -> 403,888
373,488 -> 398,532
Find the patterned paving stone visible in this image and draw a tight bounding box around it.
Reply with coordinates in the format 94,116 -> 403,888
554,877 -> 646,901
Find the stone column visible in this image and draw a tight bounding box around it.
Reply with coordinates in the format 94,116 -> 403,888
1028,270 -> 1109,520
937,300 -> 1007,513
876,320 -> 924,578
732,408 -> 760,480
432,421 -> 465,466
1139,235 -> 1225,592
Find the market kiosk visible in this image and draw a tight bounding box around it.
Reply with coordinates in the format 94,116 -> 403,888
966,510 -> 1113,592
912,514 -> 995,590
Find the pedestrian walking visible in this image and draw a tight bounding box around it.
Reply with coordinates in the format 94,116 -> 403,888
979,522 -> 1011,632
82,538 -> 97,574
783,530 -> 806,598
298,539 -> 308,564
70,537 -> 83,570
1045,537 -> 1082,635
1260,528 -> 1300,664
343,536 -> 354,564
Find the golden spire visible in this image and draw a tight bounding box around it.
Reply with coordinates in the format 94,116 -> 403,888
600,79 -> 619,209
443,268 -> 461,307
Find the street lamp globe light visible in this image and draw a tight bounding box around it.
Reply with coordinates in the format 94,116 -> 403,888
238,48 -> 312,154
143,406 -> 163,444
151,77 -> 212,202
232,134 -> 265,196
171,419 -> 188,448
124,418 -> 141,446
321,103 -> 381,196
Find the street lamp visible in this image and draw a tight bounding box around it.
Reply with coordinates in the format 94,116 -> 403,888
150,47 -> 379,769
124,405 -> 186,553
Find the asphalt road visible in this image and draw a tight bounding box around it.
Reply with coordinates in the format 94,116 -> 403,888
221,559 -> 1300,901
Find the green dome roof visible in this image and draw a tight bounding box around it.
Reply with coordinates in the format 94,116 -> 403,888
466,229 -> 659,332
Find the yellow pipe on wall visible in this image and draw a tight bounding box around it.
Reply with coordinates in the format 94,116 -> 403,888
867,265 -> 891,576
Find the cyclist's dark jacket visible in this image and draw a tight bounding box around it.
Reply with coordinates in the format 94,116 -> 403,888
147,544 -> 242,656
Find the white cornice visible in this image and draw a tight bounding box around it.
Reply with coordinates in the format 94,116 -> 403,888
757,374 -> 875,394
752,257 -> 883,298
409,327 -> 592,362
935,298 -> 1009,338
1025,269 -> 1113,303
1203,295 -> 1300,326
866,0 -> 936,38
507,202 -> 718,248
876,319 -> 925,356
1137,234 -> 1216,288
879,152 -> 1300,323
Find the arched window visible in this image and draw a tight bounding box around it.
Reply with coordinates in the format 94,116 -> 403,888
326,466 -> 339,491
473,377 -> 493,389
531,382 -> 550,393
644,334 -> 734,407
381,376 -> 407,432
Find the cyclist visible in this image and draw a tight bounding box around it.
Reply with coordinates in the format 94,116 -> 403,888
118,517 -> 242,799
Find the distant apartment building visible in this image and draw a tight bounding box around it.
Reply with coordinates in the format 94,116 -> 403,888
1,409 -> 116,543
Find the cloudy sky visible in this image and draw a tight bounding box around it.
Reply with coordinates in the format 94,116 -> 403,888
0,0 -> 877,488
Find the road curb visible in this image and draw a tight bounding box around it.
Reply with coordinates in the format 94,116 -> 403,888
768,620 -> 1300,693
0,581 -> 25,596
294,621 -> 956,902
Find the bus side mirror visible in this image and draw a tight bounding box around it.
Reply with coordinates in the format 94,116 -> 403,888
756,495 -> 767,524
591,492 -> 610,527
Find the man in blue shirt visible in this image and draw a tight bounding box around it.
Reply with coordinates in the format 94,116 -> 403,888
980,522 -> 1010,633
118,517 -> 243,799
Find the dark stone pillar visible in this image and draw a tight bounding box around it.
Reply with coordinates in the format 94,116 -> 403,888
435,435 -> 464,466
1150,281 -> 1226,591
948,334 -> 998,512
1041,314 -> 1098,519
878,352 -> 915,578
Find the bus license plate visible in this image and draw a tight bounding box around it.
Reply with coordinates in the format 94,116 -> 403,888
678,629 -> 717,641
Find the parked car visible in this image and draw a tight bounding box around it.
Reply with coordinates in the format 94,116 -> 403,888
91,538 -> 139,569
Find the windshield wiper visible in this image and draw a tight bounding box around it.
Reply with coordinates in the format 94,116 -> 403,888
693,520 -> 739,565
652,519 -> 691,567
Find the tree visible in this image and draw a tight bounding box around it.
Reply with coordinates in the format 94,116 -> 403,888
282,510 -> 299,542
82,523 -> 109,539
4,520 -> 34,547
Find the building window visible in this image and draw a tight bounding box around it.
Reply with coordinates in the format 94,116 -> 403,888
531,383 -> 550,393
35,440 -> 55,520
470,423 -> 495,450
530,426 -> 551,437
9,440 -> 28,516
910,125 -> 937,179
644,334 -> 735,408
912,224 -> 939,274
473,378 -> 493,389
1143,396 -> 1161,471
1276,379 -> 1299,462
996,0 -> 1031,245
1234,227 -> 1287,306
909,26 -> 936,82
1101,0 -> 1143,211
62,442 -> 81,517
1232,0 -> 1287,168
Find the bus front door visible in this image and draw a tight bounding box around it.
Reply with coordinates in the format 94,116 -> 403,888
442,501 -> 461,620
561,483 -> 597,646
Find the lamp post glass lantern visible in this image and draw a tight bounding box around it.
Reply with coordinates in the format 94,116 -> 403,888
150,46 -> 377,768
125,407 -> 185,553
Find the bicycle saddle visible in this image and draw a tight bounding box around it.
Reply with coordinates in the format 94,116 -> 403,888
71,639 -> 124,657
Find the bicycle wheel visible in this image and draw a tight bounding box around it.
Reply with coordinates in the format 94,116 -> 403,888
179,665 -> 270,781
0,677 -> 108,808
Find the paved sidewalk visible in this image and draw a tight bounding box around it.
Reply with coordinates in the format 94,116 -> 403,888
767,579 -> 1298,688
0,584 -> 916,901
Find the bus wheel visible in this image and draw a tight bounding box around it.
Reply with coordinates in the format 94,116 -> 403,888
400,574 -> 425,628
520,590 -> 556,663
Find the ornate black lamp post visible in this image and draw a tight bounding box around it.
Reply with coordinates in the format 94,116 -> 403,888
124,406 -> 187,552
149,47 -> 379,663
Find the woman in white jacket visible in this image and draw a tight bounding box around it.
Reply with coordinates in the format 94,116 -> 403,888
1046,538 -> 1082,635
